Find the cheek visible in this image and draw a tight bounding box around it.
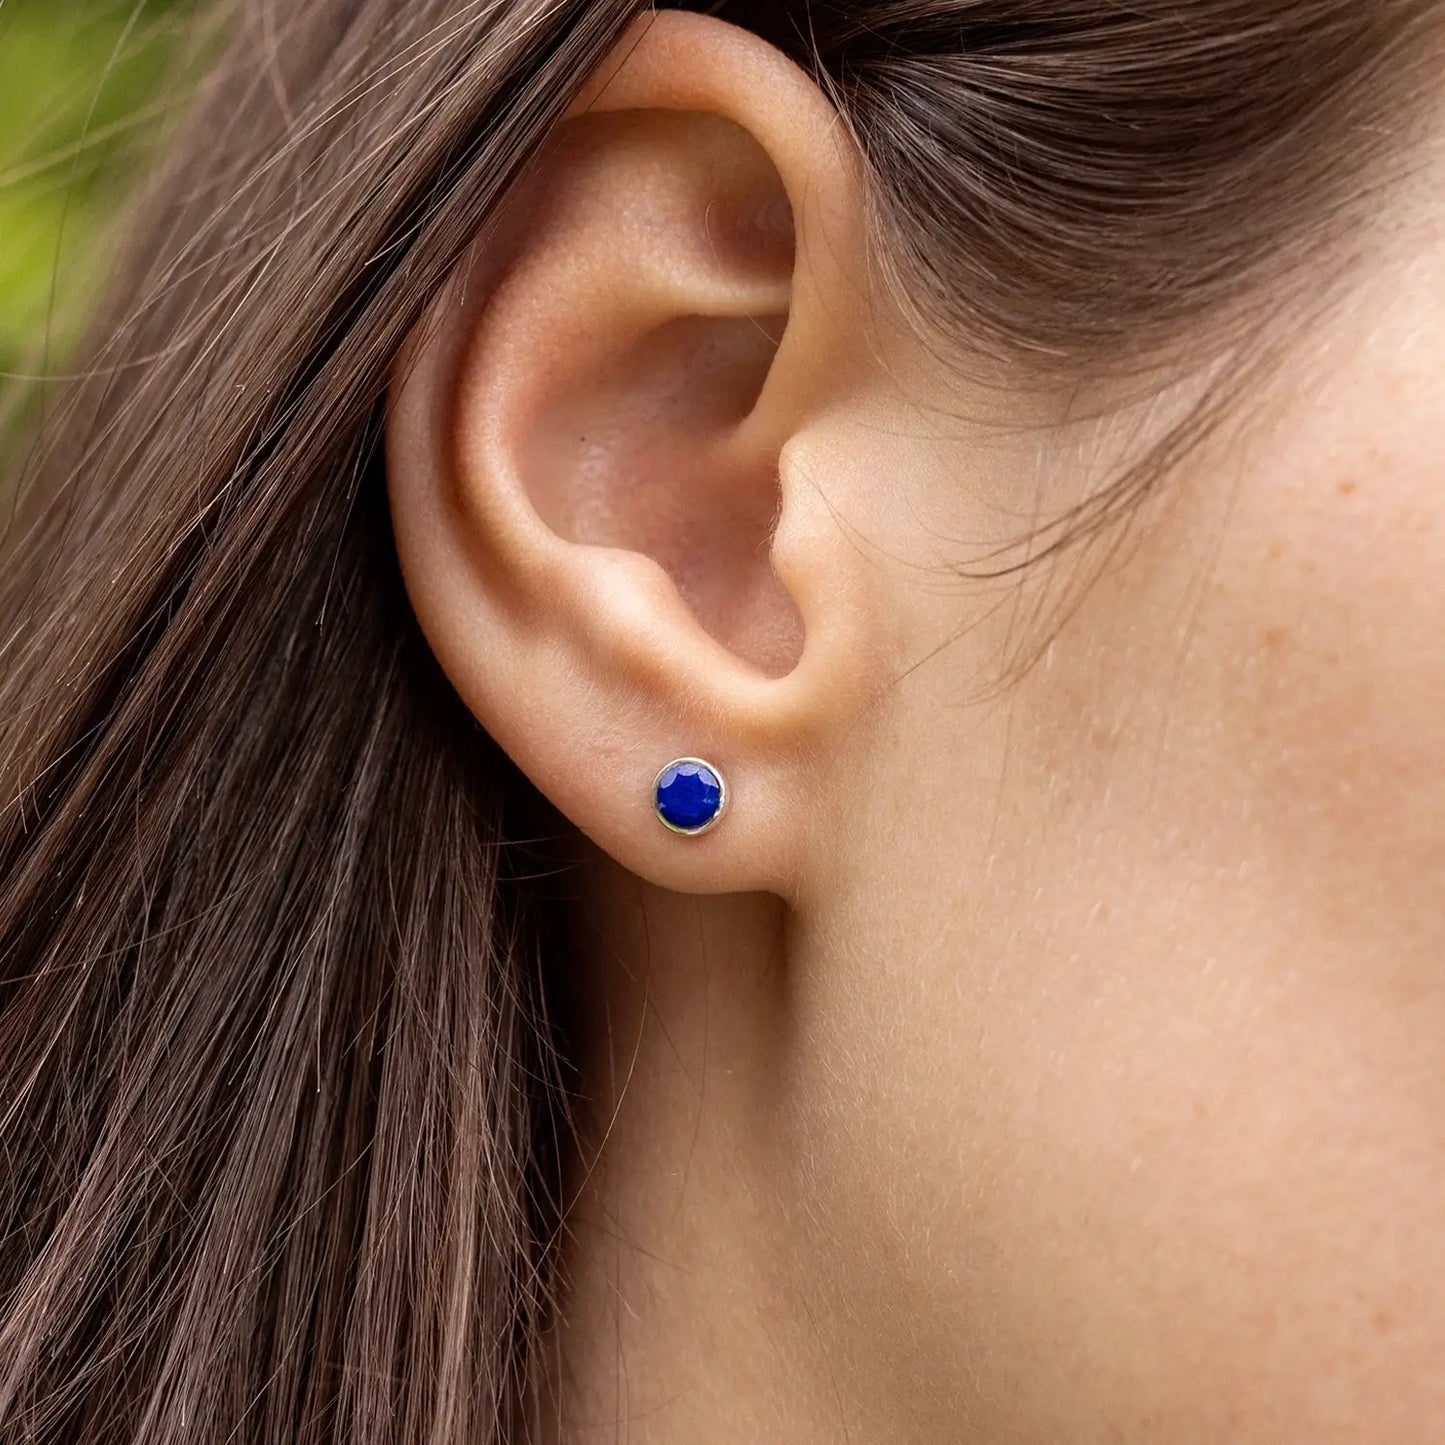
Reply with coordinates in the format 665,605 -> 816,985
776,415 -> 1445,1441
999,435 -> 1445,1438
1199,434 -> 1445,938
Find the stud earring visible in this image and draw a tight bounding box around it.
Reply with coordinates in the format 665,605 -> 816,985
653,757 -> 727,836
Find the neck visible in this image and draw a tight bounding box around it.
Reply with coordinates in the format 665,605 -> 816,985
538,844 -> 852,1443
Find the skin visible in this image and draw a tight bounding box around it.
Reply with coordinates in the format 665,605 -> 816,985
386,13 -> 1445,1442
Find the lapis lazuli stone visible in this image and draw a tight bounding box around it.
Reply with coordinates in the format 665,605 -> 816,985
654,759 -> 724,834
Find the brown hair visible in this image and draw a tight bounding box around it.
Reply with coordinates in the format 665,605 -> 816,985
0,1 -> 1436,1439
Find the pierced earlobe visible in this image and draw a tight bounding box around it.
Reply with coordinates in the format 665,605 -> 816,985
653,757 -> 728,836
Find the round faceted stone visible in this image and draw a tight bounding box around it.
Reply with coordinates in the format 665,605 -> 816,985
653,758 -> 726,835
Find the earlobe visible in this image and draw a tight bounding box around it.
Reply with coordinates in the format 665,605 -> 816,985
385,12 -> 887,903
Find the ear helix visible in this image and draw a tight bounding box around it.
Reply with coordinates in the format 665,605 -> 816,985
652,757 -> 728,836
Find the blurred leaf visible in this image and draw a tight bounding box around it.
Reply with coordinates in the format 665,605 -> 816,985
0,0 -> 200,379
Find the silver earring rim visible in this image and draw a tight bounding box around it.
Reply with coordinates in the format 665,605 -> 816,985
652,756 -> 728,836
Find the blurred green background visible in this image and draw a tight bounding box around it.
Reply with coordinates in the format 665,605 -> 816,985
0,0 -> 201,377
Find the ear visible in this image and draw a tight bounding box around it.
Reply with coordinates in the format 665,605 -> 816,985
385,11 -> 891,902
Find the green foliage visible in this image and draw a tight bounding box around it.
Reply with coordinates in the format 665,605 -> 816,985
0,0 -> 197,376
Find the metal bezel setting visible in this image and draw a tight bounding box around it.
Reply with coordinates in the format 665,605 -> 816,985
652,757 -> 728,836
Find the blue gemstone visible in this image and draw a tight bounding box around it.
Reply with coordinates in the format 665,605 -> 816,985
654,759 -> 725,833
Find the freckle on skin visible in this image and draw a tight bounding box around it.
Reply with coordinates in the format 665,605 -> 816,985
1337,479 -> 1358,497
1262,627 -> 1290,653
